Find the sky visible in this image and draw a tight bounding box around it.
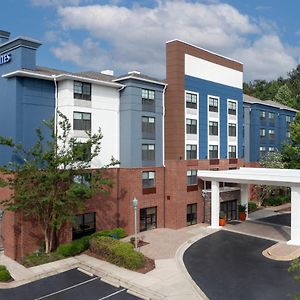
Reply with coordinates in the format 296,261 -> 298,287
2,0 -> 300,82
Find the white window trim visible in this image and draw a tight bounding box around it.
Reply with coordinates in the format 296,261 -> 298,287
227,99 -> 238,159
207,95 -> 220,159
185,90 -> 199,160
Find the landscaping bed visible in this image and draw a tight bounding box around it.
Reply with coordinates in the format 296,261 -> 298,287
0,265 -> 13,282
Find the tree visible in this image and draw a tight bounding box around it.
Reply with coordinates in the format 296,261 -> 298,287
0,112 -> 117,253
274,84 -> 296,108
254,151 -> 286,206
282,112 -> 300,169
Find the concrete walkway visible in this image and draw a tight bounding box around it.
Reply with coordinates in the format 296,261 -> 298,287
0,224 -> 218,299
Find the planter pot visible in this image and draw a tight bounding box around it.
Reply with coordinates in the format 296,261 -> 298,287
239,212 -> 246,221
219,218 -> 226,226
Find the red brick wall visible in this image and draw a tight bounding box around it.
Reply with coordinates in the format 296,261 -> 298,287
0,159 -> 246,260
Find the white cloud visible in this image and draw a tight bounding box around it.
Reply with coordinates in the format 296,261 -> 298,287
48,0 -> 299,81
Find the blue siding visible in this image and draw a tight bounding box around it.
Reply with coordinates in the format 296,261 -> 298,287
245,103 -> 296,162
0,43 -> 54,166
185,75 -> 243,159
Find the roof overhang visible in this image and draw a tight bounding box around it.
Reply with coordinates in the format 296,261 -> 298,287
198,167 -> 300,188
2,70 -> 125,89
114,75 -> 167,86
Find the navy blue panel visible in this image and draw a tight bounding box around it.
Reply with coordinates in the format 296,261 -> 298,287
185,75 -> 243,159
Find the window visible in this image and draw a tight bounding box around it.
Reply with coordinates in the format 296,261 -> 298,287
187,204 -> 197,226
286,131 -> 291,138
228,145 -> 237,158
209,121 -> 218,136
186,144 -> 197,160
73,173 -> 91,187
286,115 -> 291,125
186,119 -> 197,134
209,97 -> 218,112
74,81 -> 91,100
260,128 -> 266,142
209,145 -> 218,159
186,92 -> 197,109
142,116 -> 155,139
228,123 -> 236,137
187,170 -> 197,186
259,146 -> 266,158
228,101 -> 237,115
142,171 -> 155,188
269,147 -> 275,153
142,144 -> 155,161
269,112 -> 275,125
260,111 -> 266,122
72,212 -> 96,240
142,89 -> 155,105
73,112 -> 91,131
73,143 -> 91,162
140,207 -> 157,232
269,129 -> 275,142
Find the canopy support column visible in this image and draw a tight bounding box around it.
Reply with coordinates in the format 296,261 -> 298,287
210,180 -> 220,229
287,186 -> 300,246
240,184 -> 249,219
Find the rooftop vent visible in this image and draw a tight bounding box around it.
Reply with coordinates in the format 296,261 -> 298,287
128,70 -> 141,75
101,70 -> 114,76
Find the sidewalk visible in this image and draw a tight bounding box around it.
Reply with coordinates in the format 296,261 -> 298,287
0,224 -> 218,299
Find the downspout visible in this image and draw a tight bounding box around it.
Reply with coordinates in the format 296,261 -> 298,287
52,75 -> 58,136
162,84 -> 167,228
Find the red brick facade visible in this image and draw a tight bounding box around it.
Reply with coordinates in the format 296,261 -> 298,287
0,159 -> 246,260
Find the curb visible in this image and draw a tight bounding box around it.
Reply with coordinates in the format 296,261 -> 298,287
175,228 -> 220,300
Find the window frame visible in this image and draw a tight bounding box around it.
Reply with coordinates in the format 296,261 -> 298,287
228,123 -> 237,137
187,170 -> 197,186
228,145 -> 237,158
142,116 -> 155,139
228,100 -> 237,115
142,171 -> 156,188
73,111 -> 91,131
186,144 -> 197,160
186,92 -> 197,109
142,144 -> 155,161
208,97 -> 218,112
209,121 -> 218,136
186,118 -> 197,134
73,81 -> 91,101
187,203 -> 197,226
209,145 -> 218,159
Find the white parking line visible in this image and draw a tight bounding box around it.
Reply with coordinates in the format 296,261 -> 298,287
98,288 -> 126,300
34,277 -> 98,300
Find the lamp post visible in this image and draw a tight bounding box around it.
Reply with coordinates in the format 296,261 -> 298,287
132,197 -> 138,249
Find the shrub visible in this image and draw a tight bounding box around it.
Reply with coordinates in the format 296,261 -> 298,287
248,201 -> 258,212
90,228 -> 127,240
89,236 -> 144,270
0,265 -> 11,282
56,236 -> 89,257
264,195 -> 290,207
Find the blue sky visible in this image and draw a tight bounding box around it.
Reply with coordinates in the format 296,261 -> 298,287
2,0 -> 300,81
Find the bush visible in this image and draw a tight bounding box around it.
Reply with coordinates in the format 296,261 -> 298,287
264,195 -> 290,207
56,236 -> 90,257
0,265 -> 12,282
248,201 -> 258,212
90,228 -> 127,240
89,236 -> 144,270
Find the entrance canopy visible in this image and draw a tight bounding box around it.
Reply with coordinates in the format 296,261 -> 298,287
197,167 -> 300,246
197,167 -> 300,187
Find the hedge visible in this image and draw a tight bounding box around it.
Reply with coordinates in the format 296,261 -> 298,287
89,236 -> 145,270
248,201 -> 258,212
0,265 -> 12,282
264,195 -> 290,207
56,236 -> 90,257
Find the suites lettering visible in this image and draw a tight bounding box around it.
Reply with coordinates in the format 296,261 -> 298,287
0,53 -> 11,65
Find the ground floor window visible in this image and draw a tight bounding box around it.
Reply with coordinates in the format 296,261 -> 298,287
187,203 -> 197,226
220,200 -> 237,221
140,207 -> 157,232
72,212 -> 96,240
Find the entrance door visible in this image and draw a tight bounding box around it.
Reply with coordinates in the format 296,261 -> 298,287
220,200 -> 237,221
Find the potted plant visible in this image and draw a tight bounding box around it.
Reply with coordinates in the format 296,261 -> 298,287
238,204 -> 247,221
219,211 -> 226,226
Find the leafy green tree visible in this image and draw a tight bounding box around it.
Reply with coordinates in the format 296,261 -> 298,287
282,112 -> 300,169
0,112 -> 117,253
274,84 -> 296,108
254,151 -> 286,206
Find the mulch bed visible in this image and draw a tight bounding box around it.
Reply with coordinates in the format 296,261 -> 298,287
85,249 -> 155,274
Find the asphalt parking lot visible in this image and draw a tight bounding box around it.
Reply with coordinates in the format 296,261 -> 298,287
184,230 -> 299,300
257,213 -> 291,227
0,269 -> 141,300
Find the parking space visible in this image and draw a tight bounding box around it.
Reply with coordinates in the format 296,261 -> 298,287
184,230 -> 299,300
0,269 -> 141,300
257,213 -> 291,227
